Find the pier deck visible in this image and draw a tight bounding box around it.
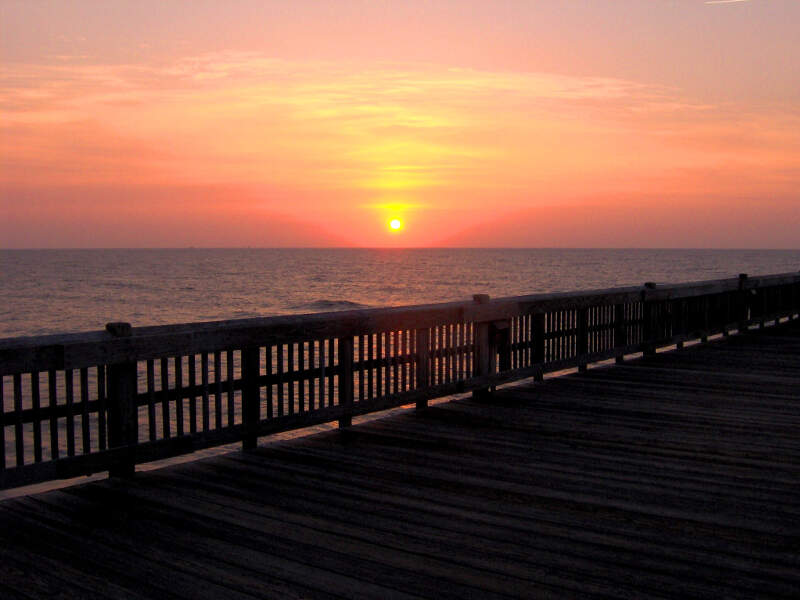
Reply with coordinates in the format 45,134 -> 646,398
1,322 -> 799,599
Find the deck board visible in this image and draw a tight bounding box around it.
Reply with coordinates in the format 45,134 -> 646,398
1,322 -> 799,599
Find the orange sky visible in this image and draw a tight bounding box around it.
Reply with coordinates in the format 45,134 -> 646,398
1,1 -> 798,248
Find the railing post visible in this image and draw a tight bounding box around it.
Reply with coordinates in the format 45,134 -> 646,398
472,321 -> 495,400
577,307 -> 588,372
737,274 -> 749,333
533,312 -> 545,381
673,299 -> 685,349
338,336 -> 353,428
106,322 -> 137,478
415,327 -> 430,410
614,303 -> 625,363
642,283 -> 656,357
241,346 -> 260,450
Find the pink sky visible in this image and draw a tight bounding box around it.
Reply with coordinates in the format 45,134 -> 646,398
2,0 -> 798,248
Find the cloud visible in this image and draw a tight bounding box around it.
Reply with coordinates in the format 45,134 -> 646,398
1,51 -> 798,244
705,0 -> 749,4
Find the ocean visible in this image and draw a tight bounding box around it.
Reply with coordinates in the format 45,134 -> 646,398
2,248 -> 799,339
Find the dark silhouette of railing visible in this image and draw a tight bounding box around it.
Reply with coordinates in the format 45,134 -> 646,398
1,271 -> 798,490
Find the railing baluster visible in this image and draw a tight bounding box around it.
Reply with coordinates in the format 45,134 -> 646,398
226,350 -> 234,426
98,365 -> 107,450
160,358 -> 170,438
266,345 -> 274,419
81,367 -> 91,451
308,341 -> 315,411
13,373 -> 23,466
287,342 -> 294,415
327,338 -> 335,407
48,370 -> 58,460
174,356 -> 184,436
214,351 -> 222,428
201,352 -> 210,432
188,353 -> 197,434
299,341 -> 306,413
338,336 -> 353,428
146,360 -> 156,441
277,344 -> 284,417
367,334 -> 374,400
65,369 -> 75,457
416,327 -> 430,410
31,371 -> 42,462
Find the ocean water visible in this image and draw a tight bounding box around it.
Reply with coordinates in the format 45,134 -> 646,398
1,248 -> 799,338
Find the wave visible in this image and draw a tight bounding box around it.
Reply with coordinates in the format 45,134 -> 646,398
288,299 -> 370,312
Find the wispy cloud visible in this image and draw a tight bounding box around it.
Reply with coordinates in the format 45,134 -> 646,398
1,51 -> 797,216
705,0 -> 750,4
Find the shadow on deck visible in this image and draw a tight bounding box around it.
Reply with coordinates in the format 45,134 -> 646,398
1,323 -> 799,599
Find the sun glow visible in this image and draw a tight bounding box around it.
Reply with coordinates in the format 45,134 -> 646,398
388,218 -> 403,231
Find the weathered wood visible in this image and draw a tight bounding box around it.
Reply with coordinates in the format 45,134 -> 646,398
3,322 -> 800,599
338,337 -> 353,428
0,378 -> 4,471
577,307 -> 589,372
2,273 -> 800,490
472,321 -> 492,400
415,327 -> 430,410
31,371 -> 42,463
201,352 -> 210,431
80,367 -> 90,453
146,359 -> 156,442
174,355 -> 184,436
188,353 -> 197,434
241,346 -> 260,451
533,312 -> 545,381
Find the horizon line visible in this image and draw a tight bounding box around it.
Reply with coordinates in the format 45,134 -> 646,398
2,246 -> 799,252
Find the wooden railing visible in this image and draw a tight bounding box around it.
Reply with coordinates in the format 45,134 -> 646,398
1,271 -> 799,490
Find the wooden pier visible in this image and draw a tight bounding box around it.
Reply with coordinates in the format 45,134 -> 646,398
1,272 -> 799,598
0,320 -> 798,598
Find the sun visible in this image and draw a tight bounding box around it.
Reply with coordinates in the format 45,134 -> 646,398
388,218 -> 403,231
